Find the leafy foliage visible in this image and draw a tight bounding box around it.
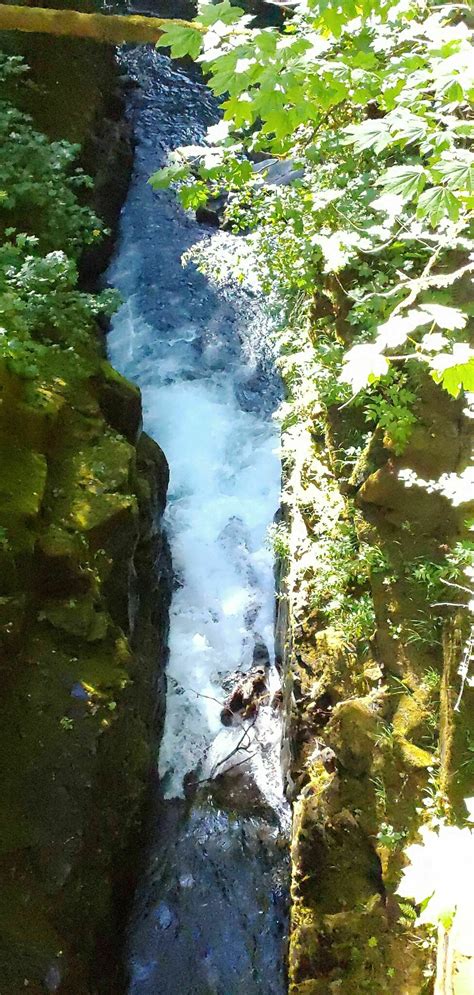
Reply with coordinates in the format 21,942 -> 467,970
154,0 -> 473,420
0,53 -> 116,380
308,521 -> 379,649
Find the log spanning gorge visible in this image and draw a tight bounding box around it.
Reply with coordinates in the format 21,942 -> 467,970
107,46 -> 290,994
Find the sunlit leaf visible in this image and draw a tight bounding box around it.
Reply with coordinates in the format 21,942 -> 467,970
148,165 -> 189,190
339,344 -> 390,393
376,309 -> 430,348
377,164 -> 426,201
417,186 -> 460,226
435,155 -> 474,192
156,24 -> 203,60
197,1 -> 245,26
344,119 -> 391,153
430,347 -> 474,397
420,303 -> 467,330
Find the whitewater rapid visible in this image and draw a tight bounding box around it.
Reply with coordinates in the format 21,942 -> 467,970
107,46 -> 289,995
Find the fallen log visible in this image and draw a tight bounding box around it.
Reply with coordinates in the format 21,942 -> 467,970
0,4 -> 204,44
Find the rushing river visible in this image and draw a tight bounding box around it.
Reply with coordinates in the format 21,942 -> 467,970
107,45 -> 289,995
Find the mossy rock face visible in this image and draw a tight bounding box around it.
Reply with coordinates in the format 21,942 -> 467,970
34,525 -> 91,596
0,236 -> 168,995
0,354 -> 169,993
68,490 -> 139,547
326,699 -> 381,776
357,463 -> 454,534
0,594 -> 26,654
0,364 -> 67,453
38,595 -> 109,641
0,545 -> 18,596
280,333 -> 469,991
0,31 -> 169,993
395,737 -> 433,770
295,627 -> 355,701
136,430 -> 169,518
392,692 -> 430,741
0,444 -> 47,547
96,360 -> 142,443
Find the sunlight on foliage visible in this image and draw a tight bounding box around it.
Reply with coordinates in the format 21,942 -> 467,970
153,0 -> 473,417
398,798 -> 474,989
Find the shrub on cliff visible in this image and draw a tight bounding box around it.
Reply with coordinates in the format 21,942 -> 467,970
0,52 -> 117,379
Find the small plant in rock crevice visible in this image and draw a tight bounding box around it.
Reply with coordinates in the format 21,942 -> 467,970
266,521 -> 291,560
354,370 -> 418,455
377,821 -> 407,851
307,520 -> 381,648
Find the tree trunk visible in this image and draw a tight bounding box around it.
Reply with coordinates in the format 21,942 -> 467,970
0,4 -> 203,44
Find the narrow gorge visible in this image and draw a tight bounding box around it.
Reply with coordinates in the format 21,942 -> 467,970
0,2 -> 473,993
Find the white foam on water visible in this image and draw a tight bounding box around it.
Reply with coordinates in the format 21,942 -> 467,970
109,260 -> 282,803
107,47 -> 286,813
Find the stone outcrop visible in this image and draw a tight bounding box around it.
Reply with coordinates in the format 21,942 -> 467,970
0,30 -> 171,995
277,320 -> 474,992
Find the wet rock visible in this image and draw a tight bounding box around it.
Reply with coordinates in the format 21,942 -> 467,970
253,639 -> 271,668
220,666 -> 269,725
154,902 -> 175,930
252,157 -> 304,188
271,688 -> 283,709
209,771 -> 280,819
195,193 -> 228,227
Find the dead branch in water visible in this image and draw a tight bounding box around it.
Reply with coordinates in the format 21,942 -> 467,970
189,714 -> 259,788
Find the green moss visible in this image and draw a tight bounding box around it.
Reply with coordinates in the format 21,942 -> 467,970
97,360 -> 142,443
0,444 -> 47,546
0,36 -> 169,993
326,698 -> 381,776
38,595 -> 109,641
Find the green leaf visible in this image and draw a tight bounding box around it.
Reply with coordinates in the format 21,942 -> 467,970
179,181 -> 210,210
420,303 -> 467,331
453,122 -> 474,138
430,348 -> 474,397
156,24 -> 203,60
417,186 -> 460,226
197,1 -> 245,26
148,165 -> 189,190
344,119 -> 391,153
435,155 -> 474,193
262,109 -> 297,140
254,31 -> 278,56
378,164 -> 426,201
209,65 -> 243,96
222,95 -> 255,128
